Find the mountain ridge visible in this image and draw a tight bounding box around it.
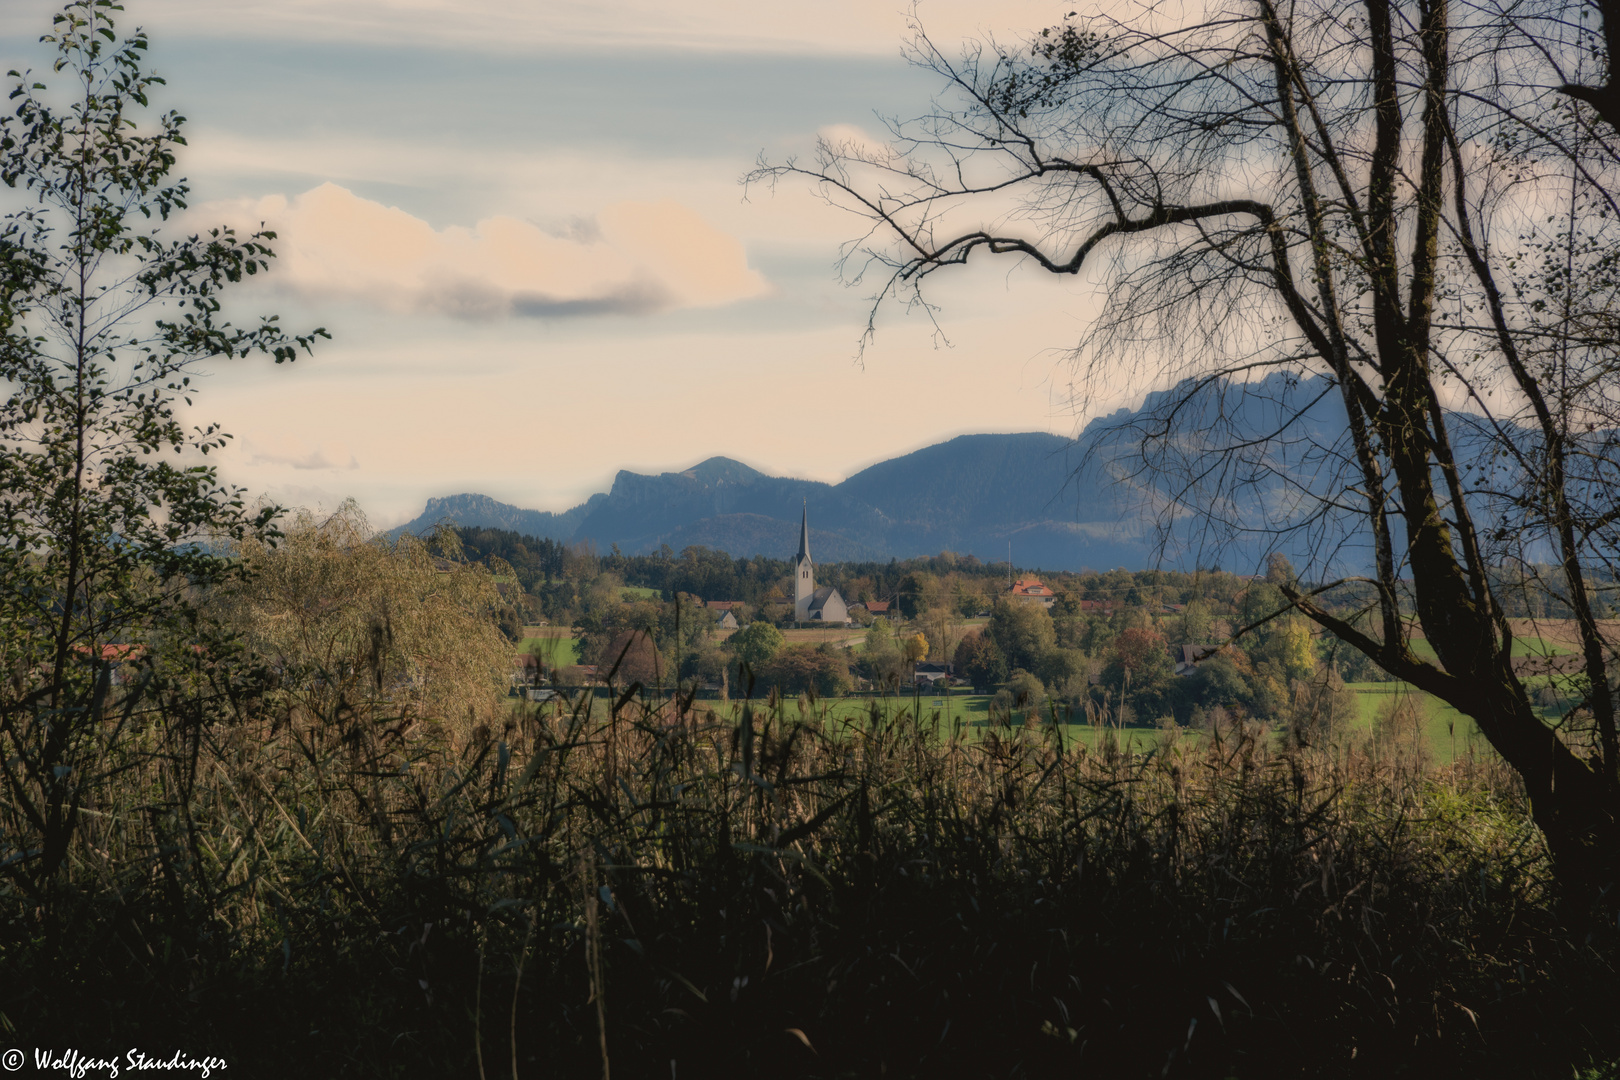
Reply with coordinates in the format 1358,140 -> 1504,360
389,374 -> 1363,571
389,430 -> 1138,568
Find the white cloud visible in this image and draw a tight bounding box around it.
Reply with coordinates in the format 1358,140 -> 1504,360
203,183 -> 769,319
140,0 -> 1077,57
245,435 -> 361,471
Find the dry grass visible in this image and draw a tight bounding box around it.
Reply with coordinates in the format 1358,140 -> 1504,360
2,683 -> 1616,1078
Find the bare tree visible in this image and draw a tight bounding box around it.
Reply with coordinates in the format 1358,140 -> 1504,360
751,0 -> 1620,906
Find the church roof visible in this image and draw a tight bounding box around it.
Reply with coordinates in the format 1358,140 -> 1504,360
797,504 -> 811,562
806,585 -> 840,612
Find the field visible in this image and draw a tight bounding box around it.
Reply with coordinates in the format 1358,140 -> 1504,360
701,683 -> 1527,763
519,627 -> 579,668
518,613 -> 1594,766
779,626 -> 865,646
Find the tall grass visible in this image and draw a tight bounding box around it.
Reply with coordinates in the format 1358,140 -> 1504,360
3,679 -> 1616,1078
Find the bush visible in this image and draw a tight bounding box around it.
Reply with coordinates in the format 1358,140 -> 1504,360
759,643 -> 851,698
992,667 -> 1046,722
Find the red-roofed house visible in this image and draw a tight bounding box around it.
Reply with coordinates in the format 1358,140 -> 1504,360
1009,578 -> 1056,608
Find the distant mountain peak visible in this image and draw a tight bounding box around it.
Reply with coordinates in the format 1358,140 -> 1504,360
681,456 -> 766,486
390,400 -> 1339,571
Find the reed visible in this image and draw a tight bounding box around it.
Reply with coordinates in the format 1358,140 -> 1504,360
2,680 -> 1614,1078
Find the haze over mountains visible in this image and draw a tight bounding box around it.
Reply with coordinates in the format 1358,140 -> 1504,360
394,433 -> 1151,569
392,374 -> 1364,572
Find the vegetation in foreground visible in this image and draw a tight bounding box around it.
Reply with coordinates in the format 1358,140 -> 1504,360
7,676 -> 1618,1078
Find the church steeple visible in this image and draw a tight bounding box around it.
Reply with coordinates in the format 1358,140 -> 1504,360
794,502 -> 814,621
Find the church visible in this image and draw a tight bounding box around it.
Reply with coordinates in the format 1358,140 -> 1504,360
793,506 -> 850,625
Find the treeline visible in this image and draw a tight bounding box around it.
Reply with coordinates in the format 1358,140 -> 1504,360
457,522 -> 1365,726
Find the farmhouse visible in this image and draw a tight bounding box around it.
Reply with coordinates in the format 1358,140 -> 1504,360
793,506 -> 850,625
1009,577 -> 1056,608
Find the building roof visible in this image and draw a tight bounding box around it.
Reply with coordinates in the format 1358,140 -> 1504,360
1010,578 -> 1051,596
797,504 -> 810,562
706,600 -> 744,610
806,585 -> 840,613
865,600 -> 891,614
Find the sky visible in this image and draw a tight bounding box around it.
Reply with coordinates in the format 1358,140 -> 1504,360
2,0 -> 1125,528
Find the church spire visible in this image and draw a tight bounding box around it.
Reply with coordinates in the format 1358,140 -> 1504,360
794,502 -> 815,622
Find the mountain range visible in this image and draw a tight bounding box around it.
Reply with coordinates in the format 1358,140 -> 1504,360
391,374 -> 1363,572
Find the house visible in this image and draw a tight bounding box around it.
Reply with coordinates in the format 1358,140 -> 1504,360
864,600 -> 892,617
793,506 -> 850,625
72,642 -> 145,685
1172,644 -> 1220,677
1009,578 -> 1056,608
914,661 -> 951,686
712,608 -> 739,631
1078,599 -> 1115,615
512,653 -> 541,686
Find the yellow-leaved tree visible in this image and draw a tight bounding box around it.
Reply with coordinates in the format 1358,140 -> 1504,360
222,502 -> 510,743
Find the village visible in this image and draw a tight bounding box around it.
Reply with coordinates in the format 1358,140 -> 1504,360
483,508 -> 1584,757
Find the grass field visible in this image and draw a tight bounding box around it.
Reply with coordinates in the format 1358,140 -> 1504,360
688,683 -> 1538,763
1406,634 -> 1571,662
518,630 -> 579,668
1343,682 -> 1489,760
779,626 -> 866,646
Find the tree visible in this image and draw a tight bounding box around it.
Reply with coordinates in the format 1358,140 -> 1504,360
954,630 -> 1008,692
1102,627 -> 1175,719
992,668 -> 1046,724
601,628 -> 664,689
761,644 -> 851,698
728,620 -> 785,673
0,2 -> 322,898
755,0 -> 1620,905
226,505 -> 508,738
985,599 -> 1056,674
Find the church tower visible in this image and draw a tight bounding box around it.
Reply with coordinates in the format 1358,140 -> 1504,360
794,503 -> 814,622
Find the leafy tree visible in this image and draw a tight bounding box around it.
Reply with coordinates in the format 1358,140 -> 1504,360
903,631 -> 929,665
1037,647 -> 1089,694
756,0 -> 1620,903
601,629 -> 664,689
226,505 -> 508,738
1177,600 -> 1214,645
761,644 -> 850,698
865,616 -> 895,652
1176,652 -> 1256,721
1101,627 -> 1175,720
897,571 -> 934,617
0,2 -> 322,897
954,631 -> 1008,692
986,599 -> 1056,674
728,620 -> 785,672
537,578 -> 577,623
992,668 -> 1046,723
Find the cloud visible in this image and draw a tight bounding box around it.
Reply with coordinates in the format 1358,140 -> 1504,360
207,183 -> 769,319
246,436 -> 361,471
142,0 -> 1074,58
816,124 -> 900,162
